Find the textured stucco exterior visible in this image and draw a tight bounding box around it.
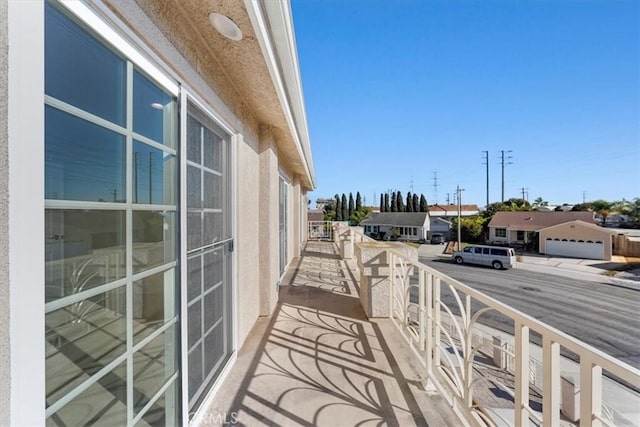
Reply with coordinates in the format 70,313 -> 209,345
539,221 -> 613,260
0,0 -> 10,422
259,127 -> 281,316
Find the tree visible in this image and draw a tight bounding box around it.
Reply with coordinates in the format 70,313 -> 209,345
348,192 -> 355,218
341,193 -> 348,221
350,206 -> 372,225
419,194 -> 428,212
391,192 -> 397,212
335,194 -> 342,221
356,192 -> 362,211
533,197 -> 548,207
379,194 -> 384,212
322,199 -> 336,221
384,193 -> 390,212
413,194 -> 419,212
406,192 -> 413,212
396,191 -> 404,212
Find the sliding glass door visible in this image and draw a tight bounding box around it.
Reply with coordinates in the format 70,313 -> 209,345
185,105 -> 233,414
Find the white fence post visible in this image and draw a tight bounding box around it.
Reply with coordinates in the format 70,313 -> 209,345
543,336 -> 560,427
515,321 -> 530,427
580,358 -> 603,427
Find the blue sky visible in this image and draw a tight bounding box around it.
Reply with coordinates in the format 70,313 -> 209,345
291,0 -> 639,208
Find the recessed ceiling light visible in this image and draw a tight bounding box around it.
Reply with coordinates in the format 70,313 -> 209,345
209,12 -> 242,41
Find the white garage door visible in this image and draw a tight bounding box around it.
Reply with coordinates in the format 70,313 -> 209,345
545,239 -> 604,260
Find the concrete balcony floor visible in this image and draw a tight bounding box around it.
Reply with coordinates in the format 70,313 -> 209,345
201,241 -> 459,426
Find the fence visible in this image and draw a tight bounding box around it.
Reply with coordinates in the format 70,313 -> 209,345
336,224 -> 640,427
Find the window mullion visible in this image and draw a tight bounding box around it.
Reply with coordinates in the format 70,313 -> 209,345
125,60 -> 134,427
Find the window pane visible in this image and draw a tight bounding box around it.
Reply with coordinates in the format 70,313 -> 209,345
203,171 -> 221,209
46,106 -> 125,203
202,127 -> 222,172
204,323 -> 225,375
203,212 -> 223,245
204,285 -> 223,332
187,301 -> 202,350
45,3 -> 125,125
134,381 -> 178,427
46,286 -> 126,405
133,325 -> 177,414
133,141 -> 176,205
187,255 -> 202,302
187,114 -> 201,164
187,166 -> 201,209
187,212 -> 202,251
133,70 -> 176,147
45,209 -> 126,302
46,361 -> 127,426
133,269 -> 177,344
188,345 -> 203,402
133,211 -> 175,274
203,248 -> 223,292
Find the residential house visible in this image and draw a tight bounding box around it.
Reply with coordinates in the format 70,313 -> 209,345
360,212 -> 430,241
488,211 -> 595,245
430,217 -> 452,239
539,220 -> 615,260
428,204 -> 480,218
2,1 -> 314,425
315,198 -> 333,210
308,209 -> 324,222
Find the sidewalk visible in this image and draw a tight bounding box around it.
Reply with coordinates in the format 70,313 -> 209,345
517,255 -> 640,291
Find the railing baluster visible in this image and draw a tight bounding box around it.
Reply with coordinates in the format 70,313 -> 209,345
580,357 -> 603,427
515,321 -> 530,427
434,276 -> 441,369
464,294 -> 473,408
426,272 -> 433,375
543,336 -> 560,427
419,269 -> 425,351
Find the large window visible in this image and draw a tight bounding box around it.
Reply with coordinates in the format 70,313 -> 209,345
496,228 -> 507,238
185,105 -> 233,413
45,3 -> 179,425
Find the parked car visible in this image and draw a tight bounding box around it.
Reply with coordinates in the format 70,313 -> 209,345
430,233 -> 445,244
452,245 -> 516,270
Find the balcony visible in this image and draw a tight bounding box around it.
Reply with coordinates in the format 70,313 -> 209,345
199,223 -> 640,427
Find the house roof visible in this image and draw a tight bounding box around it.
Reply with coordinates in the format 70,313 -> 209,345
428,204 -> 480,215
431,217 -> 452,225
308,209 -> 324,221
361,212 -> 429,227
489,211 -> 595,231
539,220 -> 615,234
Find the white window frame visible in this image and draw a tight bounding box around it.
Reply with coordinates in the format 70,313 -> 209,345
179,91 -> 239,427
8,2 -> 45,424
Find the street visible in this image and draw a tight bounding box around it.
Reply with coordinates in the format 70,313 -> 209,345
419,255 -> 640,370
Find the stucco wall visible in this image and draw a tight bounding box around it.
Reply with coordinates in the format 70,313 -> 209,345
540,223 -> 612,259
235,134 -> 260,345
0,0 -> 10,422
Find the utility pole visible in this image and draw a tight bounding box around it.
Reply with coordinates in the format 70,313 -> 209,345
500,150 -> 513,202
446,193 -> 450,205
482,151 -> 489,207
582,191 -> 587,204
456,185 -> 465,250
410,177 -> 414,193
520,187 -> 529,202
433,172 -> 439,204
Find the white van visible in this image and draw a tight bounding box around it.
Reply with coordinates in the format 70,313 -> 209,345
452,245 -> 517,270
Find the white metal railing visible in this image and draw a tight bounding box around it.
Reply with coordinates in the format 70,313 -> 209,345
307,221 -> 334,241
385,249 -> 640,427
332,225 -> 640,427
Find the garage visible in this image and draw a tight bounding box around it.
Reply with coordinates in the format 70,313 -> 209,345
544,238 -> 604,260
539,220 -> 613,261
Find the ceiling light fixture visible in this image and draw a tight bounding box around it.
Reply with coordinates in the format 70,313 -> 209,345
209,12 -> 242,41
